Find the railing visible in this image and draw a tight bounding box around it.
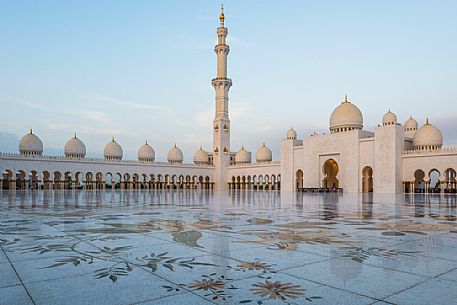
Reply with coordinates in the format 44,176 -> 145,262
402,147 -> 457,156
0,152 -> 213,168
228,161 -> 281,169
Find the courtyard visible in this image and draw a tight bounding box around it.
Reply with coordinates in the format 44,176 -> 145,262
1,190 -> 457,305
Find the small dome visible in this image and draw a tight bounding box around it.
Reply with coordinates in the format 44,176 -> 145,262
193,146 -> 209,165
64,134 -> 86,158
404,115 -> 418,139
382,110 -> 397,126
235,146 -> 251,164
138,141 -> 155,162
256,143 -> 272,163
104,137 -> 123,160
413,119 -> 443,150
19,129 -> 43,156
286,128 -> 297,140
168,144 -> 183,164
329,95 -> 363,133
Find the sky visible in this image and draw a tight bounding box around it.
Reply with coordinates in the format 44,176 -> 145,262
0,0 -> 456,161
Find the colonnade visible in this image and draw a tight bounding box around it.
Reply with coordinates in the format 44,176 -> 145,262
0,170 -> 214,191
228,175 -> 281,191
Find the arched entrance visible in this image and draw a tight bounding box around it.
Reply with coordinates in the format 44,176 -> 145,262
295,169 -> 303,191
414,169 -> 425,193
445,168 -> 456,193
323,159 -> 339,189
428,169 -> 440,193
362,166 -> 373,193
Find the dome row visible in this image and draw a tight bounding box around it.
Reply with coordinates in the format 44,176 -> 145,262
18,131 -> 181,163
18,131 -> 274,164
287,95 -> 443,151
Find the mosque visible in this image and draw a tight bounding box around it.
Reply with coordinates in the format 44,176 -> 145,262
1,7 -> 456,194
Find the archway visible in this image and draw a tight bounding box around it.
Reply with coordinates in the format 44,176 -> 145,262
2,170 -> 13,190
295,169 -> 303,191
323,159 -> 339,189
414,169 -> 425,193
105,173 -> 114,189
445,168 -> 456,193
96,172 -> 103,189
54,171 -> 62,190
362,166 -> 373,193
429,169 -> 440,193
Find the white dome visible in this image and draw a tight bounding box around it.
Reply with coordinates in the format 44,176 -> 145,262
64,134 -> 86,158
138,141 -> 155,162
329,95 -> 363,133
256,143 -> 272,163
286,128 -> 297,140
413,119 -> 443,150
404,116 -> 418,139
104,137 -> 123,160
235,146 -> 251,164
382,110 -> 397,126
19,129 -> 43,156
167,144 -> 183,164
193,146 -> 209,165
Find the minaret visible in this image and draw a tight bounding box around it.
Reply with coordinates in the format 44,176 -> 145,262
212,4 -> 232,189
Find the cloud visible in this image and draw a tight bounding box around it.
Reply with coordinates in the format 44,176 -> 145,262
80,92 -> 171,112
83,111 -> 111,123
227,35 -> 255,48
46,123 -> 120,136
22,100 -> 59,113
194,109 -> 213,127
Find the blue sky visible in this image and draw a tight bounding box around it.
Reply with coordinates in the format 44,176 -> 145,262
0,0 -> 456,161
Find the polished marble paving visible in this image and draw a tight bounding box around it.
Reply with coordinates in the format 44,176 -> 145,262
1,190 -> 457,305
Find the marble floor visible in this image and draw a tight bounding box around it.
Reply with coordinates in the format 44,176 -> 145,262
1,190 -> 457,305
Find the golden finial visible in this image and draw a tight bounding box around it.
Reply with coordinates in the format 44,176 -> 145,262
426,118 -> 429,125
344,94 -> 349,103
219,4 -> 225,23
29,128 -> 33,134
112,136 -> 115,142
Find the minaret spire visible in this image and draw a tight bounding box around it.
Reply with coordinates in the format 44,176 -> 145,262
212,5 -> 232,189
219,4 -> 225,25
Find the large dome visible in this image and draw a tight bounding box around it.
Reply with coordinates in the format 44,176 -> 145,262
138,141 -> 155,162
256,143 -> 272,163
404,115 -> 418,139
286,128 -> 297,140
64,134 -> 86,158
413,119 -> 443,150
19,129 -> 43,156
329,95 -> 363,133
193,146 -> 209,165
168,144 -> 183,164
104,137 -> 123,160
235,146 -> 251,164
382,110 -> 397,126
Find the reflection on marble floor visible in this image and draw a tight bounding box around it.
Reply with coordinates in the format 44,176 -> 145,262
1,190 -> 457,305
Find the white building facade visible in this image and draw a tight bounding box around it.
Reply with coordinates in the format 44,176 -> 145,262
1,8 -> 456,194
